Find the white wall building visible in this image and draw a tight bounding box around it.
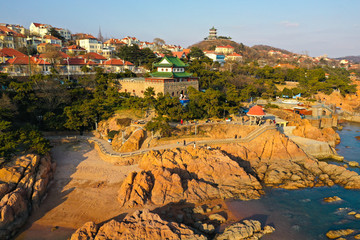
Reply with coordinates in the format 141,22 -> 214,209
30,22 -> 52,36
78,38 -> 103,53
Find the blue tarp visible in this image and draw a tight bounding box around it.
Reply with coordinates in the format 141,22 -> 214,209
180,99 -> 190,106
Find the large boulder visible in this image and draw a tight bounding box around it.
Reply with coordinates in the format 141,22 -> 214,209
215,219 -> 275,240
119,129 -> 146,152
70,209 -> 207,240
118,146 -> 263,208
70,222 -> 98,240
0,154 -> 55,239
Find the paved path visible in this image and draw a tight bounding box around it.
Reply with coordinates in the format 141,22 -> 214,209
47,125 -> 277,158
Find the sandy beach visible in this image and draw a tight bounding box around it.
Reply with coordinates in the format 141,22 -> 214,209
16,141 -> 140,240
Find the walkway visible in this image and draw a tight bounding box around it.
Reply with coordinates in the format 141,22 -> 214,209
47,125 -> 277,158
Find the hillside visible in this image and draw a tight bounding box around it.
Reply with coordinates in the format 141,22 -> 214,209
189,39 -> 261,60
252,44 -> 293,55
188,40 -> 294,61
335,56 -> 360,63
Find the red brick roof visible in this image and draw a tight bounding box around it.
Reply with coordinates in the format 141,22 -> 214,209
6,56 -> 50,65
103,59 -> 134,66
104,38 -> 126,45
227,52 -> 242,57
80,52 -> 107,60
183,49 -> 191,54
216,45 -> 234,49
32,23 -> 51,28
0,48 -> 27,58
172,51 -> 186,58
72,33 -> 97,40
62,57 -> 98,65
43,35 -> 61,40
0,26 -> 25,37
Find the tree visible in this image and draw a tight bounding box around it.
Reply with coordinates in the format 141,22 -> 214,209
188,47 -> 205,60
145,116 -> 172,137
153,38 -> 165,51
49,28 -> 64,41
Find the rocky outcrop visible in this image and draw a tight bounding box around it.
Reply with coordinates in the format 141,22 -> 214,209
70,209 -> 206,240
119,129 -> 146,152
70,222 -> 98,240
292,120 -> 340,146
95,116 -> 132,139
326,229 -> 355,239
0,154 -> 55,239
323,196 -> 342,203
219,129 -> 360,190
215,220 -> 275,240
118,147 -> 263,208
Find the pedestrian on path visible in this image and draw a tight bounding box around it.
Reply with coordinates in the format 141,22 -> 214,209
183,140 -> 186,146
193,141 -> 196,149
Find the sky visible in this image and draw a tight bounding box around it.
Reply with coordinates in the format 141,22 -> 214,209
2,0 -> 360,58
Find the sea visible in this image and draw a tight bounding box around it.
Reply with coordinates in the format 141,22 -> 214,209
227,121 -> 360,240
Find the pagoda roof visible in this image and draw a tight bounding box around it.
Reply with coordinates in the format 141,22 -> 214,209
150,71 -> 192,78
153,56 -> 188,67
247,105 -> 265,116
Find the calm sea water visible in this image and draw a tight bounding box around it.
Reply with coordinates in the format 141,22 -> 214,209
227,122 -> 360,240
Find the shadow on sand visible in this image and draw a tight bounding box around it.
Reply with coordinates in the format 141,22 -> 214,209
15,140 -> 91,240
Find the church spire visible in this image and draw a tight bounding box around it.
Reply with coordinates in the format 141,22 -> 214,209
98,26 -> 104,42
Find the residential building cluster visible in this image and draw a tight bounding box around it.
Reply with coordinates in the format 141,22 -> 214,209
1,22 -> 358,77
0,22 -> 190,76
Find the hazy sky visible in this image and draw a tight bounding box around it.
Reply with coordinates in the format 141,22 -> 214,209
2,0 -> 360,58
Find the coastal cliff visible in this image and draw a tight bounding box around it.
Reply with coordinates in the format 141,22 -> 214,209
220,129 -> 360,189
118,129 -> 360,210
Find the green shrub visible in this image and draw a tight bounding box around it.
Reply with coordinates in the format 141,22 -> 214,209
108,130 -> 120,139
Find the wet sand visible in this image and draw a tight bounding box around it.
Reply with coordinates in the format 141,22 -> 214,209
16,141 -> 140,240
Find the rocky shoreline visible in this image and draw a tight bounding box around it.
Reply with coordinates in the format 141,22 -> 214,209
10,118 -> 360,239
0,154 -> 55,239
65,119 -> 360,239
70,208 -> 275,240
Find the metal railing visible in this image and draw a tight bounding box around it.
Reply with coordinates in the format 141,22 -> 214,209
46,125 -> 278,158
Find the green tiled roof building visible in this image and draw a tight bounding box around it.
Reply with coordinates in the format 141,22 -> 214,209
150,56 -> 193,78
118,56 -> 198,98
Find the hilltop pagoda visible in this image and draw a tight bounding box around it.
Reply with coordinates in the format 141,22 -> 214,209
205,26 -> 218,40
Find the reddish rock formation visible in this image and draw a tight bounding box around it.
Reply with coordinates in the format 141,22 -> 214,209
0,154 -> 55,239
215,219 -> 275,240
119,129 -> 146,152
95,116 -> 132,139
118,147 -> 263,208
219,129 -> 360,189
70,209 -> 206,240
292,120 -> 340,146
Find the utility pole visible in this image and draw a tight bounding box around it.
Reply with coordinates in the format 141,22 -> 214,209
67,57 -> 70,81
